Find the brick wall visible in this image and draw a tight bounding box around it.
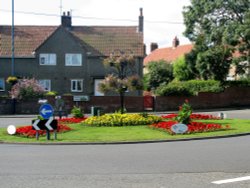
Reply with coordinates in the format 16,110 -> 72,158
0,87 -> 249,114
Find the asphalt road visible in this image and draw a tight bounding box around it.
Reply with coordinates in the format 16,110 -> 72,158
0,108 -> 249,187
1,135 -> 250,188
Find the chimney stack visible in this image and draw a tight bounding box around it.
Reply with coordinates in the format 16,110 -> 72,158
172,36 -> 180,48
138,8 -> 144,32
61,11 -> 72,29
150,43 -> 158,52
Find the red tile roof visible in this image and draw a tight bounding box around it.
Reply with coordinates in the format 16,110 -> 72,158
0,26 -> 58,57
143,44 -> 193,66
0,25 -> 144,58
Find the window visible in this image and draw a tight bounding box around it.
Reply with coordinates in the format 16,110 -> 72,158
39,54 -> 56,65
0,78 -> 5,91
71,79 -> 83,92
65,53 -> 82,66
38,80 -> 51,91
94,79 -> 104,96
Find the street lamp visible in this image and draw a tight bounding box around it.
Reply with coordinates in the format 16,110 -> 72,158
11,0 -> 15,76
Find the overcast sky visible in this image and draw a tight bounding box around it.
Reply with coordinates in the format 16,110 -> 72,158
1,0 -> 191,53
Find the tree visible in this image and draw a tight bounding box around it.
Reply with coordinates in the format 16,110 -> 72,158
99,51 -> 143,114
173,56 -> 194,81
145,60 -> 174,90
183,0 -> 250,79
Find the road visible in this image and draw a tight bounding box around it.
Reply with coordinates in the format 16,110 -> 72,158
1,135 -> 250,188
0,108 -> 249,187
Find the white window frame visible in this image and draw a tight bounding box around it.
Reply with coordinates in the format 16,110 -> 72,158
65,53 -> 82,66
94,79 -> 104,96
39,53 -> 56,65
71,79 -> 83,92
38,79 -> 51,91
0,78 -> 5,91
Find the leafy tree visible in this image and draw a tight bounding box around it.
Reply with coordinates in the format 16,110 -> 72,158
145,60 -> 174,90
183,0 -> 250,79
173,56 -> 194,81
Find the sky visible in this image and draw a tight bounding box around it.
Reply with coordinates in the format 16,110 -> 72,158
1,0 -> 191,53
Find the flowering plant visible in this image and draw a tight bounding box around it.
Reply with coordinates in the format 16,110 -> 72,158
9,78 -> 45,99
175,100 -> 192,124
150,121 -> 230,135
16,124 -> 72,138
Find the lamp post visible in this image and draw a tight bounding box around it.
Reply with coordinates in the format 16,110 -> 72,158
11,0 -> 15,76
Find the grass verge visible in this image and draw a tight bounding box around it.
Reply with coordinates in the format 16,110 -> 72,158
0,119 -> 249,143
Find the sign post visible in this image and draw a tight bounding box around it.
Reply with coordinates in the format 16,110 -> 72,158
32,104 -> 57,140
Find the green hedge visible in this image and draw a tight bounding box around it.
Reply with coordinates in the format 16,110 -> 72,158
156,80 -> 223,96
224,78 -> 250,87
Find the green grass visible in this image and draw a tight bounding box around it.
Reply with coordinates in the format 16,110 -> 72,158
0,119 -> 250,143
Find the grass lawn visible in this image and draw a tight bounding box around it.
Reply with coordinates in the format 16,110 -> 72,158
0,119 -> 250,143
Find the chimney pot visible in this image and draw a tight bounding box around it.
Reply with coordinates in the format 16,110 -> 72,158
138,8 -> 144,33
172,36 -> 180,48
150,43 -> 158,52
61,11 -> 72,29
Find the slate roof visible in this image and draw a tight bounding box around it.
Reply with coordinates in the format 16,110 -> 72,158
143,44 -> 193,66
0,25 -> 144,58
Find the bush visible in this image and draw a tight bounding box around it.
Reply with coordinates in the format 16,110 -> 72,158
71,106 -> 84,118
83,113 -> 162,126
224,78 -> 250,87
155,80 -> 223,96
156,82 -> 194,96
9,78 -> 45,99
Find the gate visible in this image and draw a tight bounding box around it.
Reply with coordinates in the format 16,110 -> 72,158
143,95 -> 154,111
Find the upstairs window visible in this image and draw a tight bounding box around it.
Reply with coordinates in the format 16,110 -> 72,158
65,53 -> 82,66
38,79 -> 51,91
39,53 -> 56,65
0,78 -> 5,91
71,79 -> 83,92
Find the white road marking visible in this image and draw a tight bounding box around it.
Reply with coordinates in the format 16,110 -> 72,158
212,176 -> 250,184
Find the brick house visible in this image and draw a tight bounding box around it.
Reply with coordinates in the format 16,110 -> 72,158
143,37 -> 193,73
0,10 -> 145,97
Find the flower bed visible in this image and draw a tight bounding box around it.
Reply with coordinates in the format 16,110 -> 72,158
58,117 -> 86,124
150,121 -> 230,134
84,113 -> 162,126
16,124 -> 72,138
162,113 -> 221,120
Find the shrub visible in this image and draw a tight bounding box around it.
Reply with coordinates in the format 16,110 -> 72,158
9,78 -> 45,99
175,100 -> 192,124
45,91 -> 58,96
155,80 -> 223,96
83,113 -> 162,126
224,78 -> 250,87
71,106 -> 84,118
155,82 -> 194,96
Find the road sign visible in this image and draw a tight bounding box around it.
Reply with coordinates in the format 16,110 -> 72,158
39,104 -> 53,119
32,118 -> 58,140
32,118 -> 58,131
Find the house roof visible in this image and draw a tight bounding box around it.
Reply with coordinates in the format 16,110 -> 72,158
0,26 -> 58,57
0,25 -> 144,58
70,26 -> 144,57
143,44 -> 193,66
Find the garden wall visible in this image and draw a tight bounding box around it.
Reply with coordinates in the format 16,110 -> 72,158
0,87 -> 249,115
